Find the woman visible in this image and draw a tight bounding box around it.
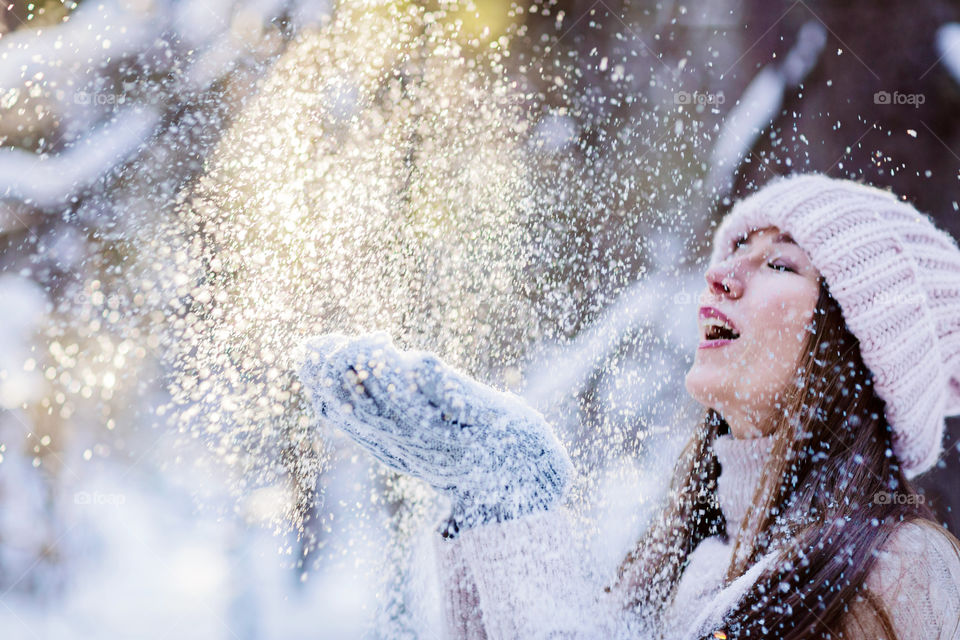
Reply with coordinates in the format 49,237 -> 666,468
298,173 -> 960,639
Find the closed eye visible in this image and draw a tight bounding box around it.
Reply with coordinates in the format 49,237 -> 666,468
768,262 -> 795,273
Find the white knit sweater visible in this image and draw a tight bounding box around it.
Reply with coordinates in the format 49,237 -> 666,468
433,434 -> 960,639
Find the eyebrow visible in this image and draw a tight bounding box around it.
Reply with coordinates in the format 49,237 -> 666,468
739,230 -> 797,246
774,232 -> 797,245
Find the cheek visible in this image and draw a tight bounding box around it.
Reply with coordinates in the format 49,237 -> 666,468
748,287 -> 818,362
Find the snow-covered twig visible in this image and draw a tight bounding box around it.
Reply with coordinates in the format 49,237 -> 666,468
936,23 -> 960,87
705,21 -> 826,200
0,106 -> 162,209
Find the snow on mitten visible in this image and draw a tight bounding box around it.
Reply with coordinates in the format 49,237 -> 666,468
297,331 -> 574,538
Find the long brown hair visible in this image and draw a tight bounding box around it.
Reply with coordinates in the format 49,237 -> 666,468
609,278 -> 937,639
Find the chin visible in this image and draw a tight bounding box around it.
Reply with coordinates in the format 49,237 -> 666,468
684,365 -> 727,409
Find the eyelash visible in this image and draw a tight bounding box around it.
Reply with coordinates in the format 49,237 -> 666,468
732,240 -> 795,273
768,262 -> 795,273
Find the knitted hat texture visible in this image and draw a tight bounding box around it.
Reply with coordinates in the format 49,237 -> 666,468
708,173 -> 960,478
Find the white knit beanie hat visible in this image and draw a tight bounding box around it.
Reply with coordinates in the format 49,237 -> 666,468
708,173 -> 960,478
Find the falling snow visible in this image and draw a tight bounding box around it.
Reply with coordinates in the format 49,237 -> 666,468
1,1 -> 959,638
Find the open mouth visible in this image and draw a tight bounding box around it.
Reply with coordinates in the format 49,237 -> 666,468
698,307 -> 741,348
703,321 -> 740,341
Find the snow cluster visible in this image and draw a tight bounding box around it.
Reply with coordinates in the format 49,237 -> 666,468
3,1 -> 955,638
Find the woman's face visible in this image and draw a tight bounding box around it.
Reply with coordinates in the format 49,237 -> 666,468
684,225 -> 822,438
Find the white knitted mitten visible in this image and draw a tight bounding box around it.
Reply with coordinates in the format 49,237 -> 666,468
297,331 -> 573,537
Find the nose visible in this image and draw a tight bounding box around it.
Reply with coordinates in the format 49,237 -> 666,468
704,258 -> 744,298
